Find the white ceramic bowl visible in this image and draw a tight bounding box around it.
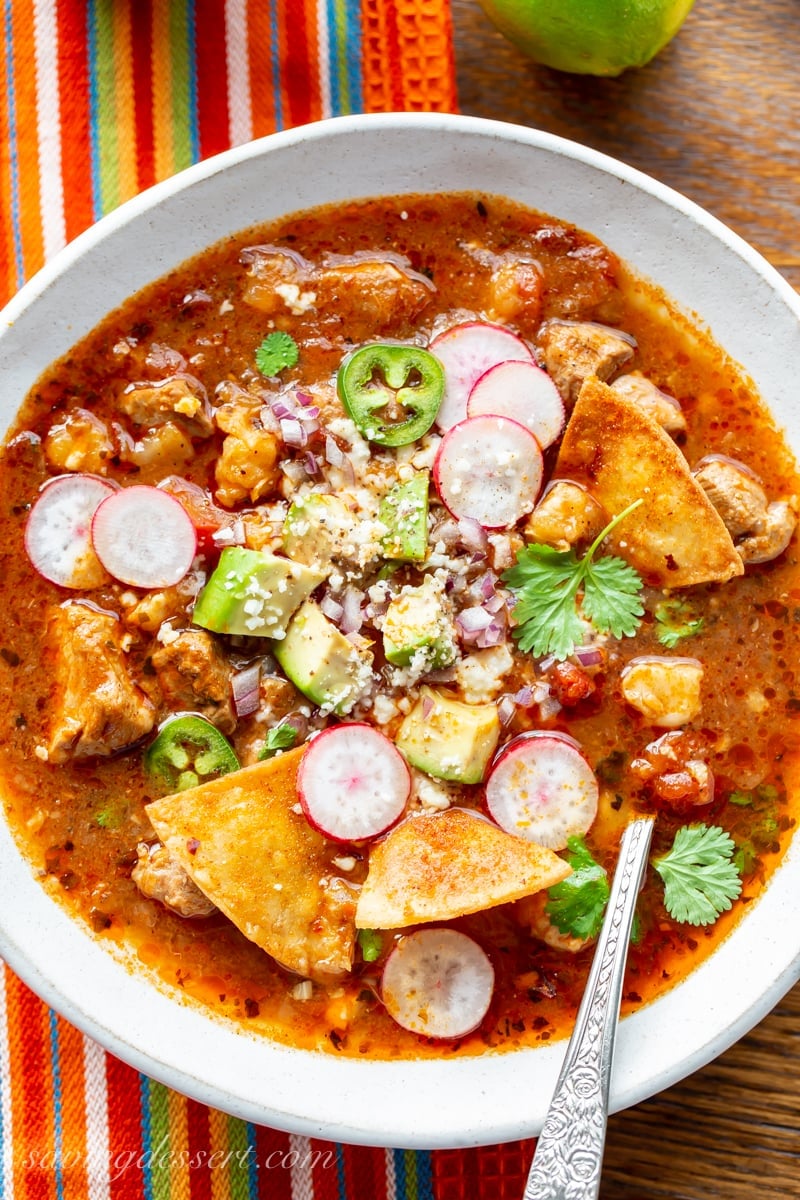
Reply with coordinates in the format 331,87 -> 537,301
2,113 -> 800,1149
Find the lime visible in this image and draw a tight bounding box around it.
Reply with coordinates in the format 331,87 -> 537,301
476,0 -> 695,76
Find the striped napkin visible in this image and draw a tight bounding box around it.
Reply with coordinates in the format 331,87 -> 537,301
0,1 -> 536,1196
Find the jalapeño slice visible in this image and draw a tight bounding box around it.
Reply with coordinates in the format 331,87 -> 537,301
144,714 -> 240,793
337,343 -> 444,447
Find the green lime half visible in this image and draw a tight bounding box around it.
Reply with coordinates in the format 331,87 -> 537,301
477,0 -> 695,77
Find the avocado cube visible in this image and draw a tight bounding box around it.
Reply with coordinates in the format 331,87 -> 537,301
282,493 -> 357,572
382,575 -> 457,670
379,472 -> 430,562
395,685 -> 500,784
274,599 -> 373,716
192,547 -> 324,638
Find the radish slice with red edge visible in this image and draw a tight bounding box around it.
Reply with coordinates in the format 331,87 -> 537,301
91,484 -> 197,588
433,414 -> 543,529
467,359 -> 565,449
298,724 -> 410,842
24,473 -> 117,588
381,928 -> 494,1039
486,731 -> 599,850
429,321 -> 534,431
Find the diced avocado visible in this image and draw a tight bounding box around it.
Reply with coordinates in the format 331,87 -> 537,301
282,493 -> 356,572
192,547 -> 323,638
382,575 -> 457,670
379,472 -> 429,562
395,685 -> 500,784
274,599 -> 373,715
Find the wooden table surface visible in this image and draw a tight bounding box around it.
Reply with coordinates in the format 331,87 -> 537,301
451,1 -> 800,1195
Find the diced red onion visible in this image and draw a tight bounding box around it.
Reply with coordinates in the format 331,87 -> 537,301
539,694 -> 562,720
324,435 -> 355,483
423,665 -> 458,683
340,587 -> 365,634
457,606 -> 494,634
280,418 -> 307,447
479,571 -> 497,600
458,516 -> 489,552
182,290 -> 213,308
422,695 -> 435,719
146,343 -> 186,371
574,646 -> 604,668
485,593 -> 506,615
284,712 -> 308,740
512,685 -> 534,707
539,655 -> 557,674
294,391 -> 320,418
304,451 -> 321,476
211,519 -> 246,548
232,662 -> 262,717
320,595 -> 345,623
280,459 -> 306,486
364,599 -> 389,620
476,621 -> 506,648
498,694 -> 517,726
325,434 -> 346,467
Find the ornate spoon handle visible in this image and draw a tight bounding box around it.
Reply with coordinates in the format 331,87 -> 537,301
523,816 -> 656,1200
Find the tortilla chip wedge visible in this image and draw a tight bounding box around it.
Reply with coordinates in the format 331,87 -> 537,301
146,746 -> 356,981
355,808 -> 571,930
555,377 -> 743,587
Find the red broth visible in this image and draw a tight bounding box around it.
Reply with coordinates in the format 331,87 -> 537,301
0,193 -> 798,1057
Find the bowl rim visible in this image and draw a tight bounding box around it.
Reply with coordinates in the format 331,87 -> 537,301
2,111 -> 800,1148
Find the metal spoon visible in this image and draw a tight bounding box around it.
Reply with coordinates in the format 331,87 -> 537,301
523,816 -> 656,1200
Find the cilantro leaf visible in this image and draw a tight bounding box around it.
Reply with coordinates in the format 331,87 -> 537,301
653,824 -> 742,926
654,598 -> 704,649
255,331 -> 299,376
358,929 -> 383,962
259,723 -> 299,760
502,500 -> 645,661
545,836 -> 610,940
581,554 -> 644,639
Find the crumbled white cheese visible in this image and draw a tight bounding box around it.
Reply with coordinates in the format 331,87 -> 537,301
455,644 -> 514,704
411,771 -> 457,812
274,281 -> 317,315
371,693 -> 399,725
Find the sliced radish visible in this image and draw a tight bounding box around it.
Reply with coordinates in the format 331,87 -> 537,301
430,321 -> 534,431
486,731 -> 599,850
91,485 -> 197,588
433,415 -> 543,529
467,359 -> 565,450
298,724 -> 410,842
381,928 -> 494,1039
24,473 -> 117,589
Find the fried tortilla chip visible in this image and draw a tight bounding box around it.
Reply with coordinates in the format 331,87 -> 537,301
555,377 -> 743,587
355,808 -> 570,930
145,747 -> 356,981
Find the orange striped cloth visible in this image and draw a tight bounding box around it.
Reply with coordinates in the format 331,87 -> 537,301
0,1 -> 536,1197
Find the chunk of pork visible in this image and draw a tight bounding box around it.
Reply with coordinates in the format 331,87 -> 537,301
610,372 -> 687,436
537,320 -> 635,405
150,629 -> 236,734
132,842 -> 216,918
693,456 -> 797,564
47,603 -> 155,762
241,246 -> 434,338
119,376 -> 213,437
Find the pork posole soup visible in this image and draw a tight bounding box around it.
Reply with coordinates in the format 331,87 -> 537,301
1,192 -> 799,1058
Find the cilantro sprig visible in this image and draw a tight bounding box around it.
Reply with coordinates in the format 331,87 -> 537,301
546,836 -> 610,940
654,598 -> 705,648
502,500 -> 645,661
653,824 -> 742,926
255,331 -> 299,376
259,723 -> 299,761
357,929 -> 383,962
